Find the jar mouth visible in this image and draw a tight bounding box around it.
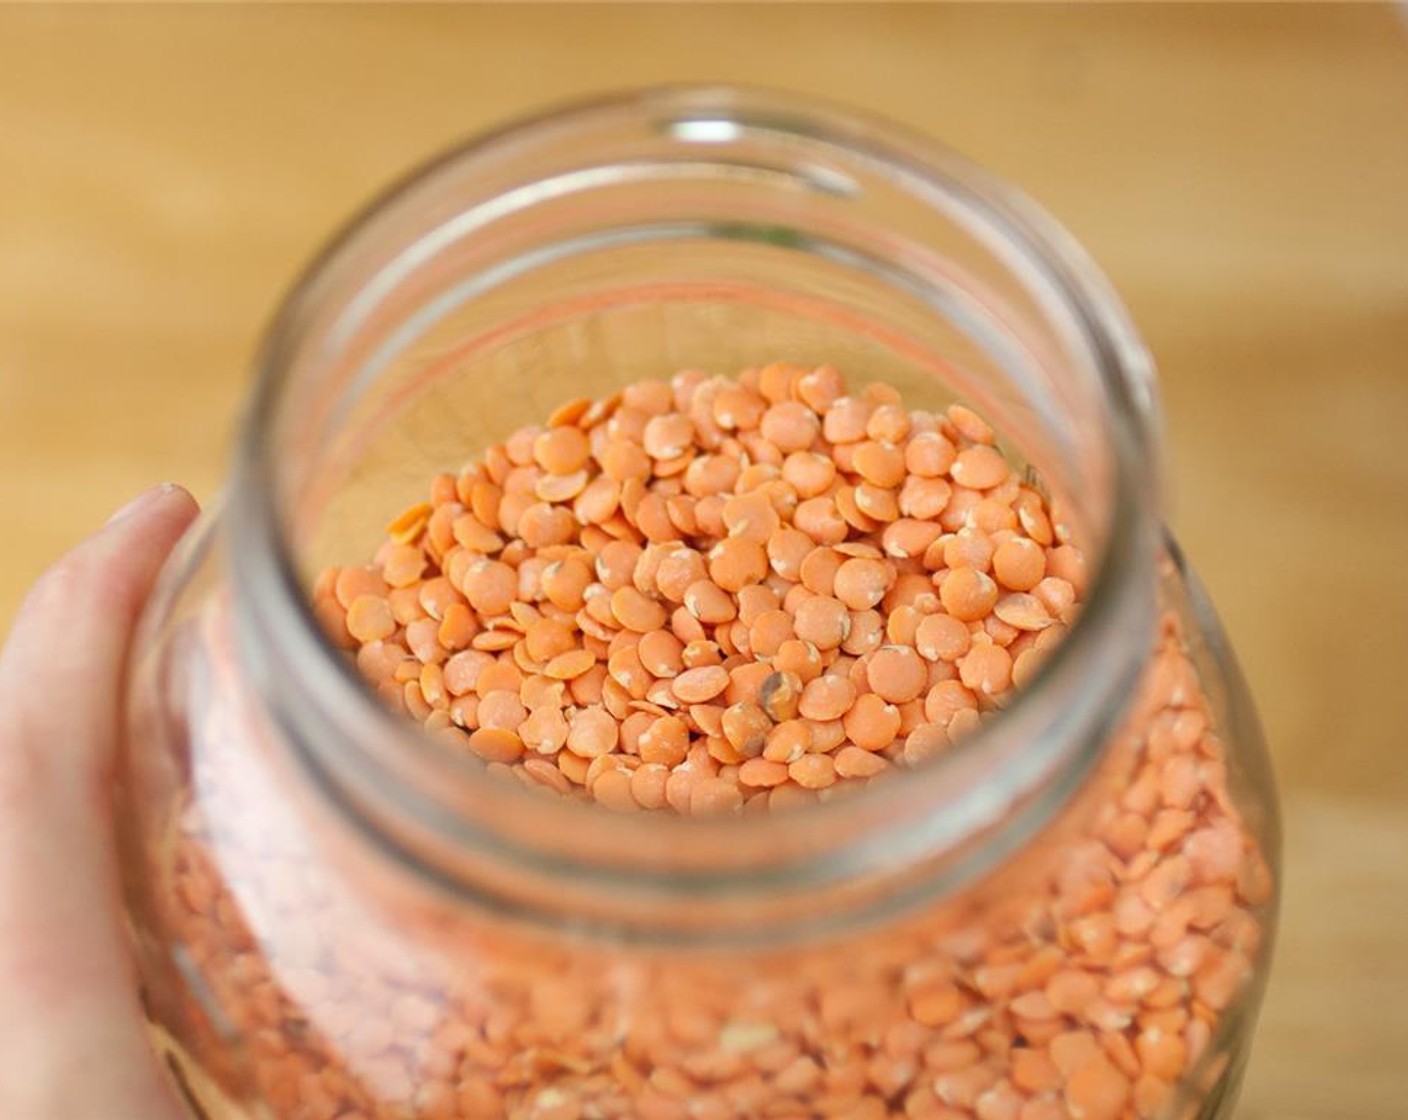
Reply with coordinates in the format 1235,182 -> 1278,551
229,86 -> 1161,940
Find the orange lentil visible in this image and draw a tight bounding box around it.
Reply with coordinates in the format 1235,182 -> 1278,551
637,630 -> 684,678
1049,544 -> 1089,594
524,618 -> 575,663
854,482 -> 900,522
738,758 -> 790,788
957,639 -> 1014,698
642,413 -> 694,460
708,537 -> 768,593
684,580 -> 737,625
1062,1056 -> 1129,1120
476,689 -> 525,731
721,702 -> 771,757
721,490 -> 780,543
759,400 -> 820,452
852,440 -> 906,488
630,762 -> 671,810
821,396 -> 871,443
749,610 -> 795,659
798,675 -> 858,722
687,777 -> 743,817
940,568 -> 999,622
915,613 -> 971,663
467,728 -> 524,764
334,566 -> 390,611
985,606 -> 1020,644
867,645 -> 927,704
564,707 -> 619,759
520,706 -> 569,754
795,364 -> 844,411
724,661 -> 773,706
1134,1025 -> 1188,1082
800,546 -> 843,596
763,719 -> 812,764
781,451 -> 836,498
793,596 -> 851,650
626,377 -> 678,415
766,526 -> 813,580
883,517 -> 944,561
543,649 -> 596,681
520,674 -> 565,712
533,425 -> 591,474
789,752 -> 837,790
461,559 -> 516,616
346,595 -> 396,643
712,382 -> 766,431
286,365 -> 1269,1120
949,444 -> 1008,490
619,711 -> 658,756
993,537 -> 1046,591
866,402 -> 911,443
994,593 -> 1053,632
680,638 -> 721,669
845,609 -> 886,656
654,547 -> 707,602
902,723 -> 948,766
594,767 -> 639,813
1033,576 -> 1077,624
834,557 -> 892,611
936,486 -> 981,532
758,670 -> 802,721
843,693 -> 902,751
735,583 -> 777,625
793,497 -> 849,545
889,571 -> 942,614
611,585 -> 668,632
756,362 -> 800,403
943,526 -> 994,572
417,576 -> 464,623
671,666 -> 730,704
948,707 -> 983,745
381,542 -> 428,588
573,474 -> 621,525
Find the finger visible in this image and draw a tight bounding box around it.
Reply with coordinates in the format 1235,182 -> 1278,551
0,483 -> 198,1118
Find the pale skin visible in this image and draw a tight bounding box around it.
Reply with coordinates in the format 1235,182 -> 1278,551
0,483 -> 196,1119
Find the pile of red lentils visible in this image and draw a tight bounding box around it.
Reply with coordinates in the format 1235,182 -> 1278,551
316,363 -> 1087,812
154,365 -> 1271,1120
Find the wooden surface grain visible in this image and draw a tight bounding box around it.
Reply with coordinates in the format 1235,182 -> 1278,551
1,7 -> 1405,1117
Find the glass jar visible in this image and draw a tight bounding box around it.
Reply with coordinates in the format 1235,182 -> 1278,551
118,88 -> 1278,1120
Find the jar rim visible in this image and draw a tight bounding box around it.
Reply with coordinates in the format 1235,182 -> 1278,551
228,85 -> 1161,940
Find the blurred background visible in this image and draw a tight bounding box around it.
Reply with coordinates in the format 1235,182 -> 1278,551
1,6 -> 1404,1117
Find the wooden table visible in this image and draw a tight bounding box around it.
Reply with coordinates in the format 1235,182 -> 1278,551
1,7 -> 1404,1117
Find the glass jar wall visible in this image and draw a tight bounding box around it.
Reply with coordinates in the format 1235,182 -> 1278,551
117,88 -> 1278,1120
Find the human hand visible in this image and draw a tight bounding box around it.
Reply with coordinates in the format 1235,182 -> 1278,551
0,484 -> 198,1118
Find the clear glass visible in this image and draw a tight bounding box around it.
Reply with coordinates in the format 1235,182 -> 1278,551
118,88 -> 1278,1120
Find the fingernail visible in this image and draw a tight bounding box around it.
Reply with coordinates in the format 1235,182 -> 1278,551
106,483 -> 179,526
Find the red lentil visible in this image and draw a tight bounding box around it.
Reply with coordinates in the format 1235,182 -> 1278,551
177,364 -> 1275,1120
867,646 -> 928,704
323,370 -> 1110,817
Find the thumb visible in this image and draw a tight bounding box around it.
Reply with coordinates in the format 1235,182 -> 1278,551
0,483 -> 198,1118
